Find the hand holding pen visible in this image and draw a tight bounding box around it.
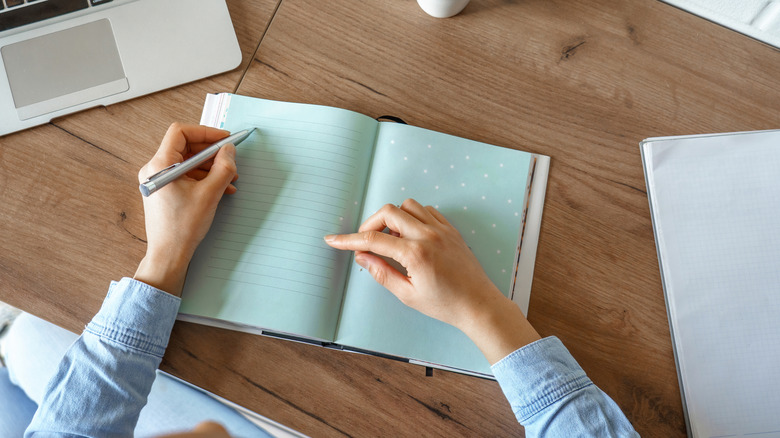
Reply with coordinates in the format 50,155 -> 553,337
140,126 -> 254,196
134,123 -> 251,295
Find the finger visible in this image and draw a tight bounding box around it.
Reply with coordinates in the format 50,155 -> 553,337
192,157 -> 236,173
159,123 -> 229,157
186,139 -> 228,157
357,203 -> 422,236
426,205 -> 452,226
192,421 -> 230,437
187,165 -> 240,183
199,144 -> 238,199
196,159 -> 214,171
354,252 -> 413,298
324,230 -> 405,261
399,198 -> 437,224
177,123 -> 230,147
187,169 -> 209,181
140,124 -> 229,182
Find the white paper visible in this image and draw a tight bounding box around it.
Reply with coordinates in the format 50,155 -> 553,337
642,130 -> 780,438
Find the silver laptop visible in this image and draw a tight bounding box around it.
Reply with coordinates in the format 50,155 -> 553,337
0,0 -> 241,136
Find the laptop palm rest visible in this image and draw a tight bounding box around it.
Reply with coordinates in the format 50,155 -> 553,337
1,18 -> 129,121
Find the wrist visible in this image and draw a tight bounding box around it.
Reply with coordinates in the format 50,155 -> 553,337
133,250 -> 191,296
458,292 -> 541,365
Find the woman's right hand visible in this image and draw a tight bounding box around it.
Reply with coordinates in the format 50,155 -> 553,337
325,198 -> 540,364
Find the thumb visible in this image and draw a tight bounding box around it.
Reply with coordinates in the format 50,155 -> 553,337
192,421 -> 230,437
354,252 -> 413,303
201,143 -> 238,195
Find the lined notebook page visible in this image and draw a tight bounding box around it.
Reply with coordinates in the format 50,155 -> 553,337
643,130 -> 780,438
180,96 -> 378,341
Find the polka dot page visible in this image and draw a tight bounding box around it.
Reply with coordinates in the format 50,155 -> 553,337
336,122 -> 534,375
369,123 -> 531,290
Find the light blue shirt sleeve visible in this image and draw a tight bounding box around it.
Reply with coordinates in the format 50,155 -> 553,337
26,278 -> 181,438
25,277 -> 637,437
492,336 -> 639,437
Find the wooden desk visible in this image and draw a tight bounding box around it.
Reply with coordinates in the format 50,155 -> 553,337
2,0 -> 779,436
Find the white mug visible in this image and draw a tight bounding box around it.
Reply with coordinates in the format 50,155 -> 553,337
416,0 -> 471,18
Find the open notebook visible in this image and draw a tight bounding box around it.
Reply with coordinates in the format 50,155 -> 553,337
177,94 -> 549,377
641,130 -> 780,437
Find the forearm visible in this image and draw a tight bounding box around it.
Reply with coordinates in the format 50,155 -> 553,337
26,278 -> 181,437
492,337 -> 639,437
457,291 -> 541,365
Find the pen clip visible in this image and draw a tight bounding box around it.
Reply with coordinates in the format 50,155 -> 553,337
144,163 -> 180,183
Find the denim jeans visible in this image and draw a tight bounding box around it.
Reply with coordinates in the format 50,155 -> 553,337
0,312 -> 277,437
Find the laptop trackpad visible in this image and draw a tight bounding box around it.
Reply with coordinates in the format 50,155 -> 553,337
1,19 -> 129,121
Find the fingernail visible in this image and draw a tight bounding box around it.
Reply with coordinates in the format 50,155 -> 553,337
354,253 -> 370,268
324,234 -> 336,243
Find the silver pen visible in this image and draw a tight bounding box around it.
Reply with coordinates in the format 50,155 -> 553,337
139,128 -> 255,197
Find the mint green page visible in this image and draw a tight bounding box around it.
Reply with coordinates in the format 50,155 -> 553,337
180,96 -> 378,341
335,123 -> 532,374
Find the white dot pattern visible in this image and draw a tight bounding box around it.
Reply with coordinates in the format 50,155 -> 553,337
360,128 -> 533,289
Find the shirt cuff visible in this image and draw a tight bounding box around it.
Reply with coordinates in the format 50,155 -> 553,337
491,336 -> 593,422
85,277 -> 181,358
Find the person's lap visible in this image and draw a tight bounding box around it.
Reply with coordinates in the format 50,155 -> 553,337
0,366 -> 38,437
1,312 -> 271,437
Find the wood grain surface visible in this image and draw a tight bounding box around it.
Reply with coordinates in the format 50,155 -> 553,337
2,0 -> 780,436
